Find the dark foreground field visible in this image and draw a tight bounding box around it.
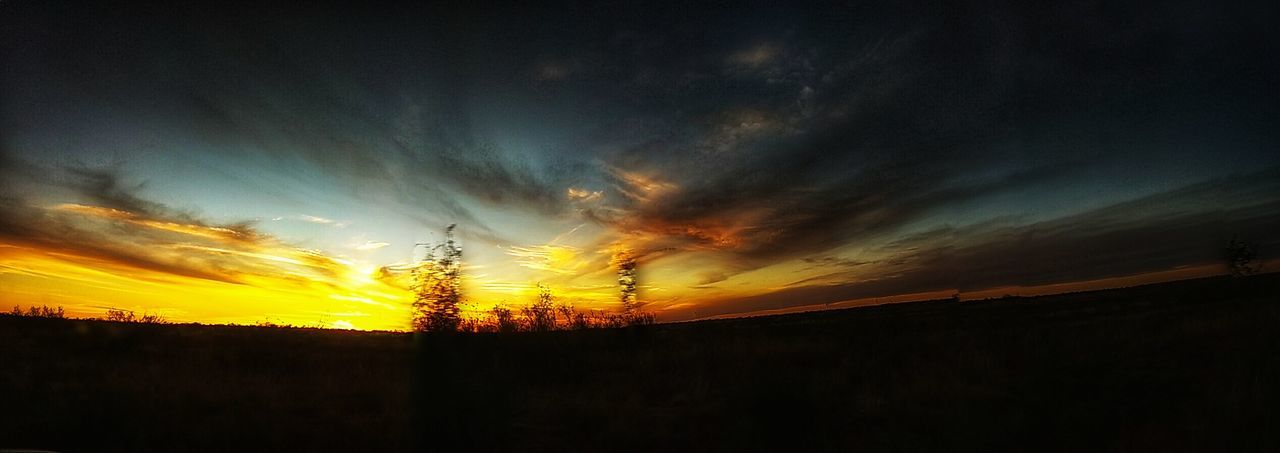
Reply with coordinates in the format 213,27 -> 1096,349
3,274 -> 1279,452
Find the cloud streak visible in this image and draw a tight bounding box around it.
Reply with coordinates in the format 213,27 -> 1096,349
666,169 -> 1280,320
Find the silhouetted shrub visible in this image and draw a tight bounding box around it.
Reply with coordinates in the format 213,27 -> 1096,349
559,304 -> 591,330
491,305 -> 521,333
105,308 -> 166,323
626,311 -> 656,326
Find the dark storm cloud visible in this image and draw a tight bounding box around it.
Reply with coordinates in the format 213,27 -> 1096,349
673,169 -> 1280,319
5,1 -> 1274,214
1,1 -> 583,224
570,0 -> 1278,282
614,132 -> 1081,255
59,166 -> 173,219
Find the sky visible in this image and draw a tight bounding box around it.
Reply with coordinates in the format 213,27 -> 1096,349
1,0 -> 1278,330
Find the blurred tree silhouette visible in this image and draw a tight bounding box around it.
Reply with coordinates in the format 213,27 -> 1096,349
613,251 -> 656,325
1225,236 -> 1262,277
412,225 -> 464,332
616,251 -> 639,316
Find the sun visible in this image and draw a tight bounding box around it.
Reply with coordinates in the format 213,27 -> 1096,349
330,320 -> 356,330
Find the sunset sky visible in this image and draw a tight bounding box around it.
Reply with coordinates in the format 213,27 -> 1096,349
2,1 -> 1278,330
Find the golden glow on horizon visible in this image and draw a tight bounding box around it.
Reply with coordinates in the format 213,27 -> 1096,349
0,243 -> 411,330
1,235 -> 1244,329
1,201 -> 657,330
1,201 -> 1251,330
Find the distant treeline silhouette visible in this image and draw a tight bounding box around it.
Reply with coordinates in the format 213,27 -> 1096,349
104,308 -> 166,324
8,304 -> 65,319
5,305 -> 171,324
455,284 -> 655,333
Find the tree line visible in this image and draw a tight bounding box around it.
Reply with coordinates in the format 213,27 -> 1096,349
6,305 -> 165,323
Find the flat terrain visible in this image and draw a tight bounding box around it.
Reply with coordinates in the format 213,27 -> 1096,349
3,274 -> 1279,451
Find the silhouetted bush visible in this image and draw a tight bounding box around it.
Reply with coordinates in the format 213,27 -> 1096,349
490,305 -> 521,333
560,304 -> 590,330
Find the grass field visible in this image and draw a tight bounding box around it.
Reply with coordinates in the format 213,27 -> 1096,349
3,274 -> 1279,451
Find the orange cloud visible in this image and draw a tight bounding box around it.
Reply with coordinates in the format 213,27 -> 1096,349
505,244 -> 585,274
55,203 -> 265,246
606,167 -> 677,204
567,187 -> 604,204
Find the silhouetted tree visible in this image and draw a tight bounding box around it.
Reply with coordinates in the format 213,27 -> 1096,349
1225,236 -> 1262,277
412,225 -> 464,332
522,283 -> 558,332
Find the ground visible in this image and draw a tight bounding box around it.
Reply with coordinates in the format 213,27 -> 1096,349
2,274 -> 1278,451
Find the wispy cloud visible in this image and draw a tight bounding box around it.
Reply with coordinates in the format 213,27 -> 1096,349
505,244 -> 585,274
356,241 -> 390,251
298,215 -> 347,227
